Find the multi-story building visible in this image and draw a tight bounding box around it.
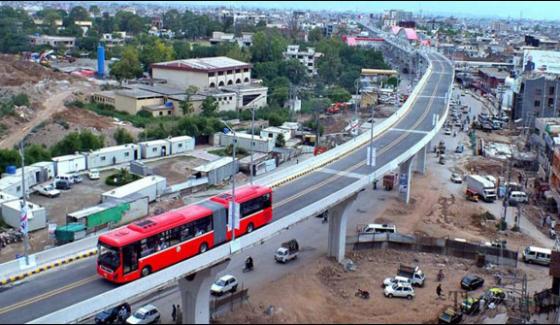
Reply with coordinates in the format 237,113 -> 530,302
283,45 -> 323,75
383,9 -> 413,28
29,35 -> 76,48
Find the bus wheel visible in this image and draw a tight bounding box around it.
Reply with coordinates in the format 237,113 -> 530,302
247,223 -> 254,234
199,242 -> 208,254
141,266 -> 151,277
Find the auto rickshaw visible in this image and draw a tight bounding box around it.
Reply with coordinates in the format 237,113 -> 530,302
465,189 -> 479,202
461,296 -> 480,315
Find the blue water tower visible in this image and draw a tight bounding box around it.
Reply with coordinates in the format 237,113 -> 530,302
97,43 -> 105,78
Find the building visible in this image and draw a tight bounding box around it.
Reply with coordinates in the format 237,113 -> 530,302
383,9 -> 413,27
85,144 -> 140,169
29,35 -> 76,48
51,154 -> 87,176
102,175 -> 167,203
139,140 -> 171,159
151,56 -> 253,90
113,89 -> 164,115
476,67 -> 509,94
341,35 -> 385,49
261,126 -> 292,143
91,90 -> 116,106
166,136 -> 195,155
532,118 -> 560,176
74,20 -> 92,36
192,157 -> 237,185
283,45 -> 323,75
100,33 -> 125,48
1,200 -> 47,232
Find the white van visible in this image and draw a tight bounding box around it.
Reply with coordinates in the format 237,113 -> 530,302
509,191 -> 528,204
55,174 -> 74,185
361,224 -> 397,234
522,246 -> 551,266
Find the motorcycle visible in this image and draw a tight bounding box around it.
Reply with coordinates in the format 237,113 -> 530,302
243,257 -> 254,273
355,289 -> 370,300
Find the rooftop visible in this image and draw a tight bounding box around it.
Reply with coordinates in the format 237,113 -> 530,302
194,157 -> 234,173
151,56 -> 251,73
115,89 -> 163,99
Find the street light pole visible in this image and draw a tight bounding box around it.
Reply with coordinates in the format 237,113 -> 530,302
368,103 -> 375,166
19,141 -> 29,265
250,107 -> 255,185
354,78 -> 360,138
220,120 -> 238,242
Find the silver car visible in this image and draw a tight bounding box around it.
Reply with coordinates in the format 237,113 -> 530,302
126,304 -> 160,324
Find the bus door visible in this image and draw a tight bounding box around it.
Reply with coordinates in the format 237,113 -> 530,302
201,200 -> 228,246
122,243 -> 139,274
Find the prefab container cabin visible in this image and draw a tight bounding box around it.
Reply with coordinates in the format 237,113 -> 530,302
139,140 -> 171,159
30,161 -> 55,180
193,157 -> 237,185
3,166 -> 45,188
166,136 -> 195,155
52,154 -> 87,176
219,132 -> 275,153
1,200 -> 47,232
0,175 -> 32,198
101,175 -> 167,202
67,194 -> 149,233
86,144 -> 139,169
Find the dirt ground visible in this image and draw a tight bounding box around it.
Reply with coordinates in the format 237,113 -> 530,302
144,156 -> 209,185
215,249 -> 513,324
25,108 -> 143,148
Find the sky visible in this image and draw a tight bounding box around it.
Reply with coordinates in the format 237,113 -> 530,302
170,1 -> 560,21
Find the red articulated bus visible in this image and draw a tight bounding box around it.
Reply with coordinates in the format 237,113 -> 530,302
97,185 -> 272,284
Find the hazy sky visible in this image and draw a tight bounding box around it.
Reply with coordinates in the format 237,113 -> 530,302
172,1 -> 560,21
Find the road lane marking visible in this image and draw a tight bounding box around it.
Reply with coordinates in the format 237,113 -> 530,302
318,168 -> 365,179
0,274 -> 99,315
389,128 -> 430,135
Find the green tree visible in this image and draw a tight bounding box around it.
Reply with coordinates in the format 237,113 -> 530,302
275,133 -> 285,147
163,9 -> 182,32
24,144 -> 51,165
308,27 -> 324,43
89,5 -> 100,17
173,40 -> 191,59
139,37 -> 175,69
114,11 -> 145,34
0,6 -> 36,53
113,128 -> 134,144
250,30 -> 287,62
0,148 -> 20,173
109,46 -> 143,82
252,61 -> 280,83
326,86 -> 352,103
50,130 -> 104,156
180,85 -> 199,116
69,6 -> 89,22
225,45 -> 251,62
386,76 -> 399,88
201,96 -> 218,117
279,59 -> 307,85
12,93 -> 29,106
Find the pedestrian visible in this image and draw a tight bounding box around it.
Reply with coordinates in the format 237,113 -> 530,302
542,215 -> 546,227
296,159 -> 299,164
436,284 -> 443,299
373,179 -> 378,190
546,215 -> 552,228
175,304 -> 182,325
172,304 -> 177,322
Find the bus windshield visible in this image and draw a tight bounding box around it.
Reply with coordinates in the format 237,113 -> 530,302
98,242 -> 120,271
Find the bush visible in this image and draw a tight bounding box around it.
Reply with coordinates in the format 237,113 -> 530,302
12,93 -> 29,106
105,169 -> 141,186
113,128 -> 135,145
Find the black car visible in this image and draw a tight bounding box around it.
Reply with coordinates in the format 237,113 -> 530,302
94,303 -> 131,324
461,275 -> 484,291
55,180 -> 71,190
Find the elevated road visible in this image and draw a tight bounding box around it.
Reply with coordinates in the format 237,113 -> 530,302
0,51 -> 453,324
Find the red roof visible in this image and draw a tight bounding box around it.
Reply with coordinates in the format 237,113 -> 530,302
210,185 -> 271,206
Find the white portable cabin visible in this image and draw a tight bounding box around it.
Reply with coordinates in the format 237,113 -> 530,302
167,136 -> 195,155
102,175 -> 167,202
139,140 -> 171,159
219,132 -> 275,153
1,200 -> 47,232
2,166 -> 43,188
0,175 -> 33,198
52,154 -> 87,176
30,161 -> 55,180
0,191 -> 17,204
86,144 -> 140,169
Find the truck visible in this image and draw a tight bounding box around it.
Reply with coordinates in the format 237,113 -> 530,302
383,173 -> 398,191
466,175 -> 497,202
397,264 -> 425,287
275,239 -> 299,263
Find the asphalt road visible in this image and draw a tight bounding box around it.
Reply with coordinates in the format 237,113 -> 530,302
0,52 -> 453,324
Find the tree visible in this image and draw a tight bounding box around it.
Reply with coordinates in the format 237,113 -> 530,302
163,9 -> 182,32
109,46 -> 143,82
225,45 -> 251,62
386,76 -> 399,88
0,148 -> 20,174
173,40 -> 191,59
201,96 -> 218,117
252,61 -> 280,83
326,86 -> 351,103
308,27 -> 324,43
12,93 -> 29,107
69,6 -> 89,22
139,37 -> 174,69
89,5 -> 100,17
114,11 -> 145,34
24,144 -> 51,165
50,130 -> 104,156
180,86 -> 199,116
275,133 -> 285,147
0,6 -> 36,53
250,30 -> 287,62
113,128 -> 134,144
279,59 -> 307,85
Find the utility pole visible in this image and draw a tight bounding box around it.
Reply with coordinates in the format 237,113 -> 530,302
19,141 -> 29,266
354,78 -> 360,137
220,120 -> 238,242
250,106 -> 255,185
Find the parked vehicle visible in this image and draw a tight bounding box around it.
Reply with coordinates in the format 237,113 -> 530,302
438,307 -> 463,324
88,169 -> 100,180
383,275 -> 412,288
450,173 -> 463,184
439,155 -> 446,165
54,179 -> 71,190
522,246 -> 551,266
384,282 -> 415,299
466,175 -> 497,202
481,287 -> 506,305
461,296 -> 480,315
55,174 -> 74,185
36,184 -> 61,198
383,173 -> 398,191
460,275 -> 484,291
465,189 -> 479,202
360,224 -> 397,234
210,275 -> 238,296
275,239 -> 299,263
95,303 -> 131,324
397,265 -> 425,287
455,144 -> 464,153
444,128 -> 452,135
509,191 -> 528,204
71,174 -> 83,184
125,304 -> 160,324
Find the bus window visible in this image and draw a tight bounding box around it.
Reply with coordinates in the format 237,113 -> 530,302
98,242 -> 120,271
180,223 -> 194,242
140,236 -> 158,258
241,195 -> 268,218
263,193 -> 271,209
194,216 -> 212,236
122,244 -> 139,274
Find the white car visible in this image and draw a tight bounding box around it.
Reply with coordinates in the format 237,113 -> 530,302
384,283 -> 415,300
88,169 -> 100,180
126,304 -> 160,324
36,184 -> 61,198
210,275 -> 238,296
383,275 -> 412,287
444,129 -> 452,135
450,173 -> 463,184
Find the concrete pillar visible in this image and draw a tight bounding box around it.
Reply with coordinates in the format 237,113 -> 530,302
327,193 -> 358,263
399,157 -> 413,204
178,260 -> 229,324
414,143 -> 428,175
